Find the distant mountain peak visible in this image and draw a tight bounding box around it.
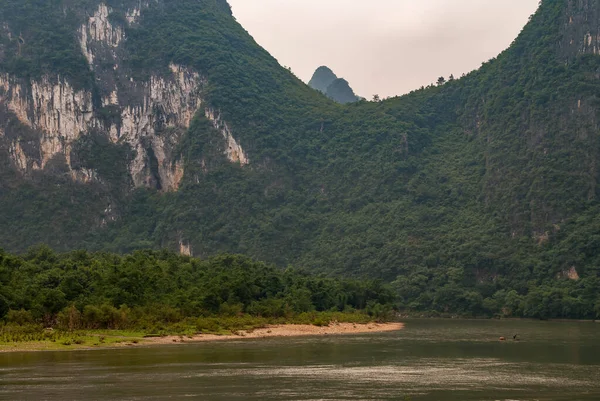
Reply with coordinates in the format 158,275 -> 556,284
314,65 -> 335,75
308,66 -> 359,104
308,66 -> 338,93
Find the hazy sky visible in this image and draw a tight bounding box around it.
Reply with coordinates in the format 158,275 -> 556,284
227,0 -> 540,98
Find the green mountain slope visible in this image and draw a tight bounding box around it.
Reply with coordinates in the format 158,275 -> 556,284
1,0 -> 600,318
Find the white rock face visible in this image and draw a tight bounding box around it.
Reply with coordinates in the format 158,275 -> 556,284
9,141 -> 36,171
179,239 -> 192,256
0,2 -> 247,191
558,266 -> 580,281
126,7 -> 142,25
0,74 -> 95,169
71,168 -> 99,184
110,63 -> 202,190
0,64 -> 200,190
0,75 -> 30,127
582,32 -> 600,54
79,4 -> 125,66
205,108 -> 249,165
103,91 -> 119,106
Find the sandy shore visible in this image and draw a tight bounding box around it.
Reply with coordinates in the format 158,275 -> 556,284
148,322 -> 404,345
0,322 -> 404,353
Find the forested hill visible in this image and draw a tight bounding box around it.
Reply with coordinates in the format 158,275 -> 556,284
0,0 -> 600,318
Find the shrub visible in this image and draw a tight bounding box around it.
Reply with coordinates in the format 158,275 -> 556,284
56,305 -> 82,331
5,309 -> 34,326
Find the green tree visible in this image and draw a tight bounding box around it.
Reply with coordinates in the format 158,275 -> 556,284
0,294 -> 9,319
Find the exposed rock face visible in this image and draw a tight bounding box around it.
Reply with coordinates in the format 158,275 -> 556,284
560,0 -> 600,59
114,63 -> 203,190
558,266 -> 580,281
0,3 -> 247,192
0,64 -> 199,191
179,239 -> 192,256
205,108 -> 249,165
8,141 -> 30,171
0,74 -> 95,170
79,3 -> 124,65
71,168 -> 100,184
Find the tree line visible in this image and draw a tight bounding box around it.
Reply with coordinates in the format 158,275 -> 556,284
0,247 -> 395,331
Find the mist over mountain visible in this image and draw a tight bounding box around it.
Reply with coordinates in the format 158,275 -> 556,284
1,0 -> 600,318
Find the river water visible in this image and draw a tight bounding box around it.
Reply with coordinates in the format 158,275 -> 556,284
1,319 -> 599,400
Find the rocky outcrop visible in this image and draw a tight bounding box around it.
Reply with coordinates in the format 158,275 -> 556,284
560,0 -> 600,59
112,63 -> 203,190
0,3 -> 247,191
0,65 -> 199,191
0,74 -> 94,170
558,266 -> 580,281
205,108 -> 249,165
79,3 -> 124,66
79,2 -> 147,66
179,239 -> 192,256
71,168 -> 100,184
8,141 -> 32,171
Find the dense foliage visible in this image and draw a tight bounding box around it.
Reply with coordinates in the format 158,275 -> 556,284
0,0 -> 599,320
0,247 -> 395,330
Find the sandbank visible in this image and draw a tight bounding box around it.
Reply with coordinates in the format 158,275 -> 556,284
148,322 -> 404,344
0,322 -> 404,353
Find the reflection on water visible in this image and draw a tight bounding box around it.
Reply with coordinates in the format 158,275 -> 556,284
1,319 -> 599,400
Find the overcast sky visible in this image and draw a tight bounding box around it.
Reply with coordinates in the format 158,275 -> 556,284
227,0 -> 540,98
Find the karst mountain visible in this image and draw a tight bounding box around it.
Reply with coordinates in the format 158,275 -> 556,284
1,0 -> 600,317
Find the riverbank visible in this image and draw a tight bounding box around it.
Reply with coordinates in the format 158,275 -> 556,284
147,322 -> 404,344
0,322 -> 404,353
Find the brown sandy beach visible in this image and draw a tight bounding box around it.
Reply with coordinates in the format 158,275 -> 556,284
148,322 -> 405,345
0,322 -> 404,353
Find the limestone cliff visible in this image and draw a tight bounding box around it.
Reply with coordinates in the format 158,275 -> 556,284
0,2 -> 248,192
560,0 -> 600,59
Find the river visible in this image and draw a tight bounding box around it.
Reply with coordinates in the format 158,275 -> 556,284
1,319 -> 599,400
